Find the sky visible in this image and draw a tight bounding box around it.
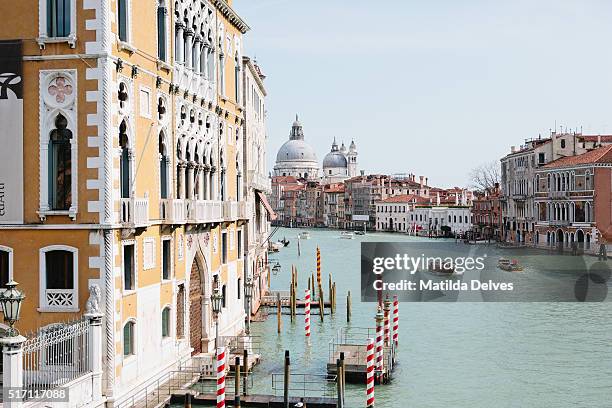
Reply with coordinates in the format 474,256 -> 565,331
236,0 -> 612,188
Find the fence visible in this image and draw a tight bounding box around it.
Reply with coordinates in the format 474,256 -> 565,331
21,317 -> 91,399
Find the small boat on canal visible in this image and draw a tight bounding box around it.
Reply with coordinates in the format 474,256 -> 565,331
340,231 -> 354,239
498,258 -> 523,272
298,231 -> 311,240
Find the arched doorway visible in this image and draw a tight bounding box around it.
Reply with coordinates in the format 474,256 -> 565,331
556,229 -> 564,249
577,230 -> 585,249
189,257 -> 204,355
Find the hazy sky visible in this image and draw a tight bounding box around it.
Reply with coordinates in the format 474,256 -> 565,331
236,0 -> 612,188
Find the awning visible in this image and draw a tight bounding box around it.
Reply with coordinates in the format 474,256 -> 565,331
257,191 -> 277,221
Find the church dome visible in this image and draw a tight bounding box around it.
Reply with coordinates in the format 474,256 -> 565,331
276,139 -> 318,163
323,139 -> 348,169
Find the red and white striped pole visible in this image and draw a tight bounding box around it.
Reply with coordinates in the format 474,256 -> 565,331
366,338 -> 375,408
375,307 -> 384,383
392,295 -> 399,346
383,296 -> 391,347
216,347 -> 226,408
304,289 -> 311,337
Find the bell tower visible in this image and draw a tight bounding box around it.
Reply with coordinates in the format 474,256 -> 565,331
347,140 -> 358,177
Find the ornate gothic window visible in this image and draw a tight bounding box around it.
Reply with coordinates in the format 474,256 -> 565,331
159,133 -> 169,199
49,114 -> 72,210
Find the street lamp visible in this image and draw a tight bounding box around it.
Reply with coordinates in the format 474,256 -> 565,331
244,277 -> 254,335
0,280 -> 25,337
211,287 -> 223,350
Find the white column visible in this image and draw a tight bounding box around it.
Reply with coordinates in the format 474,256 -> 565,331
85,312 -> 103,401
185,29 -> 194,69
187,162 -> 195,200
194,36 -> 202,74
175,23 -> 185,63
1,335 -> 26,408
178,162 -> 186,199
198,165 -> 205,199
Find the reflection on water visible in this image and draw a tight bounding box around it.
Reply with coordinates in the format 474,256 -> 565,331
248,228 -> 612,407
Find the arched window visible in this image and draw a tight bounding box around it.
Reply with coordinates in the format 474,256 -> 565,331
40,246 -> 78,310
157,1 -> 167,61
219,37 -> 225,95
161,307 -> 171,337
49,114 -> 73,210
117,0 -> 129,42
123,321 -> 135,356
119,121 -> 131,199
47,0 -> 71,37
159,133 -> 169,199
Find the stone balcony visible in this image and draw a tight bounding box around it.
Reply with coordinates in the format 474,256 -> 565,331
185,199 -> 223,224
548,191 -> 569,199
160,198 -> 186,224
119,197 -> 149,227
249,170 -> 271,194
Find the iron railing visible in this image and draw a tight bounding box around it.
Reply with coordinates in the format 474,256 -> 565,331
22,317 -> 91,398
271,373 -> 337,398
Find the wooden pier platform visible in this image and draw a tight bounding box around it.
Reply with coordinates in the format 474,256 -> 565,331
326,343 -> 396,384
171,392 -> 338,407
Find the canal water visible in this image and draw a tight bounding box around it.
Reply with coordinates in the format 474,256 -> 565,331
246,227 -> 612,407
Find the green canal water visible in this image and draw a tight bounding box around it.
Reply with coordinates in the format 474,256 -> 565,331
176,227 -> 612,407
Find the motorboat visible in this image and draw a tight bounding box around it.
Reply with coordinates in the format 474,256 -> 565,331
427,260 -> 455,275
498,258 -> 523,272
355,231 -> 366,236
340,232 -> 354,239
298,232 -> 311,240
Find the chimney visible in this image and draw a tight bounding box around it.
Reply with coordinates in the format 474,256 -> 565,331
419,176 -> 424,189
455,193 -> 459,205
511,146 -> 516,153
425,177 -> 428,186
436,192 -> 440,206
598,135 -> 601,146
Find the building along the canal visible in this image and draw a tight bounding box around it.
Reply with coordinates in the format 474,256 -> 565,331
0,0 -> 269,404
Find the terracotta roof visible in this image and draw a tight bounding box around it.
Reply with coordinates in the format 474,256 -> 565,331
578,135 -> 612,143
272,176 -> 300,184
283,185 -> 305,192
324,184 -> 345,193
378,194 -> 426,204
542,145 -> 612,168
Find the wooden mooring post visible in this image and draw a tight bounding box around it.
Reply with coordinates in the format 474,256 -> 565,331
319,285 -> 324,321
234,356 -> 241,408
339,351 -> 346,406
336,359 -> 343,408
346,291 -> 351,322
284,350 -> 291,408
184,392 -> 192,408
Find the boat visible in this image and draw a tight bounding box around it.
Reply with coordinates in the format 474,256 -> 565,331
427,260 -> 455,275
298,232 -> 311,240
279,237 -> 290,247
340,231 -> 354,239
355,231 -> 366,236
268,242 -> 282,252
498,258 -> 523,272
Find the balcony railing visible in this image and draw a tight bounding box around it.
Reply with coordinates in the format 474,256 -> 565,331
249,170 -> 271,193
119,198 -> 149,227
223,201 -> 239,220
548,191 -> 569,199
183,200 -> 223,224
160,198 -> 186,224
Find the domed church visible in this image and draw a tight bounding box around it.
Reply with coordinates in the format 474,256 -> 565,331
273,115 -> 319,179
322,138 -> 358,184
273,115 -> 358,183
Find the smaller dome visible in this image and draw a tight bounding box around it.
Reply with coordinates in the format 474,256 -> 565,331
323,139 -> 348,168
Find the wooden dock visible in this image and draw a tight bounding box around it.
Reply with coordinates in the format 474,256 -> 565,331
171,392 -> 338,407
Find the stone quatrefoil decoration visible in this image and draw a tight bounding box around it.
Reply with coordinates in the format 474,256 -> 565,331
48,76 -> 73,103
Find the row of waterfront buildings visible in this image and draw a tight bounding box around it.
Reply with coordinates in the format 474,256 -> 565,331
271,121 -> 612,252
0,0 -> 274,406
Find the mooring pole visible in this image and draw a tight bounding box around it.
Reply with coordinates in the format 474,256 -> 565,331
284,350 -> 291,408
184,392 -> 192,408
347,290 -> 352,322
336,359 -> 343,408
319,285 -> 324,321
234,356 -> 241,408
339,351 -> 346,405
243,348 -> 248,396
